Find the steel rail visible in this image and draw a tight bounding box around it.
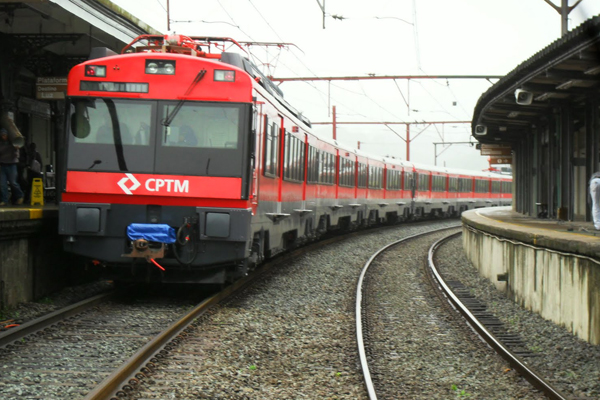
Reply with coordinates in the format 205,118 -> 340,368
0,292 -> 112,348
86,222 -> 457,399
427,232 -> 569,400
355,225 -> 461,400
86,227 -> 371,400
84,275 -> 250,400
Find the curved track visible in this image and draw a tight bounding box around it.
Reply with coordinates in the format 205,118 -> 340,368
355,226 -> 460,399
426,232 -> 569,400
356,227 -> 560,399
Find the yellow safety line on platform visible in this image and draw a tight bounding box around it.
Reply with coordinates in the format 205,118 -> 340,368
474,210 -> 596,240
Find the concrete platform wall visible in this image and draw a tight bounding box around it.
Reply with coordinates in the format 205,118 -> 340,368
0,209 -> 93,309
463,222 -> 600,345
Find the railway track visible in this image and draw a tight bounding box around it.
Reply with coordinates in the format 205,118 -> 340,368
0,289 -> 199,399
426,232 -> 569,400
356,227 -> 568,399
0,222 -> 422,399
85,222 -> 455,399
2,221 -> 592,399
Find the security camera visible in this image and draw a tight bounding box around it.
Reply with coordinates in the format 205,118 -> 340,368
474,124 -> 487,136
515,89 -> 533,105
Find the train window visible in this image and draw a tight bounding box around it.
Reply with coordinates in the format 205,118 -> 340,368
319,151 -> 335,185
329,153 -> 335,184
357,163 -> 367,188
71,98 -> 152,146
417,173 -> 429,191
403,171 -> 414,191
339,157 -> 355,188
292,136 -> 297,180
67,99 -> 249,177
296,136 -> 305,182
492,181 -> 501,193
459,177 -> 472,192
283,132 -> 305,182
338,157 -> 344,186
67,98 -> 155,172
368,166 -> 382,189
160,103 -> 240,149
318,152 -> 325,183
475,179 -> 488,193
502,181 -> 512,193
156,102 -> 247,177
448,177 -> 458,192
283,133 -> 305,183
387,170 -> 401,191
264,120 -> 279,177
284,131 -> 290,179
307,146 -> 319,184
432,175 -> 445,192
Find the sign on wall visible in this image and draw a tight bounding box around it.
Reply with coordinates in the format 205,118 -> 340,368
480,144 -> 512,156
36,77 -> 67,100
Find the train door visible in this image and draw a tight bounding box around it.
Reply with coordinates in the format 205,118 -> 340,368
277,115 -> 285,213
250,104 -> 261,214
335,150 -> 340,201
302,132 -> 308,208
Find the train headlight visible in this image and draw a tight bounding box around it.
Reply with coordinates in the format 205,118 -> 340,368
76,207 -> 101,233
214,70 -> 235,82
205,213 -> 230,238
145,60 -> 176,75
85,65 -> 106,77
163,63 -> 175,74
146,62 -> 159,74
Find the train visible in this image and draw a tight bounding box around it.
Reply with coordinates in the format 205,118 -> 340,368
58,34 -> 512,284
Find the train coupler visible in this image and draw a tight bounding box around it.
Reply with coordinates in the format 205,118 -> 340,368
122,238 -> 166,260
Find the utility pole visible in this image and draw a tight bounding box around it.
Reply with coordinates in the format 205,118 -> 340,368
542,0 -> 584,35
166,0 -> 170,31
315,0 -> 326,29
332,105 -> 337,140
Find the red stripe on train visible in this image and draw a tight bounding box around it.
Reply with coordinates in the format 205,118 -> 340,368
66,171 -> 242,199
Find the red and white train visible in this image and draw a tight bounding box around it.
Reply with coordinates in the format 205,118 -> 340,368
58,34 -> 512,284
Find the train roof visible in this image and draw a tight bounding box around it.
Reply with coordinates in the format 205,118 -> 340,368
107,35 -> 512,181
118,34 -> 312,130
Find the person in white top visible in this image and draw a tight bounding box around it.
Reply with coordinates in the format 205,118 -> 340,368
589,172 -> 600,230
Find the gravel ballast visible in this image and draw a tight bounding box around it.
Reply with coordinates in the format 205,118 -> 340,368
435,235 -> 600,399
1,222 -> 597,399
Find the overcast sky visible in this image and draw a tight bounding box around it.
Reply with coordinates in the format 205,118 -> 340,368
111,0 -> 598,171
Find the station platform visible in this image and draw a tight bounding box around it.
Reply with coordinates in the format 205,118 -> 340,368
462,206 -> 600,261
461,206 -> 600,345
0,203 -> 58,223
0,202 -> 81,310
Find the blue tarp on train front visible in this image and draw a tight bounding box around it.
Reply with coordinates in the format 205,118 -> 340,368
126,223 -> 176,244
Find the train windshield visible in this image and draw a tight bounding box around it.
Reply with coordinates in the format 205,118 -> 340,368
67,98 -> 250,177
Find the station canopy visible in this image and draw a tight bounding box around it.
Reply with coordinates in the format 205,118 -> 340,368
472,16 -> 600,145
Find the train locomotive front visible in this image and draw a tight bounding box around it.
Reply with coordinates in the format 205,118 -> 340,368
59,35 -> 258,284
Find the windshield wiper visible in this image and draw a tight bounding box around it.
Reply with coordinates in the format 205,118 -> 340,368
88,159 -> 102,170
162,69 -> 207,127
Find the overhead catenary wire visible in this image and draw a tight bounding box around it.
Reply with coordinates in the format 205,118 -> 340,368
155,0 -> 167,13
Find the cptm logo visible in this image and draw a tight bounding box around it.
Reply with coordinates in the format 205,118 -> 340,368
118,173 -> 190,195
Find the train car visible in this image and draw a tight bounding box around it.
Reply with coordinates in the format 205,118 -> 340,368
382,157 -> 411,222
58,33 -> 512,285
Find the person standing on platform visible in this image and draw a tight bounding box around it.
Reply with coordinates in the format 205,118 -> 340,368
590,171 -> 600,230
27,142 -> 43,202
17,140 -> 29,201
0,128 -> 24,206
